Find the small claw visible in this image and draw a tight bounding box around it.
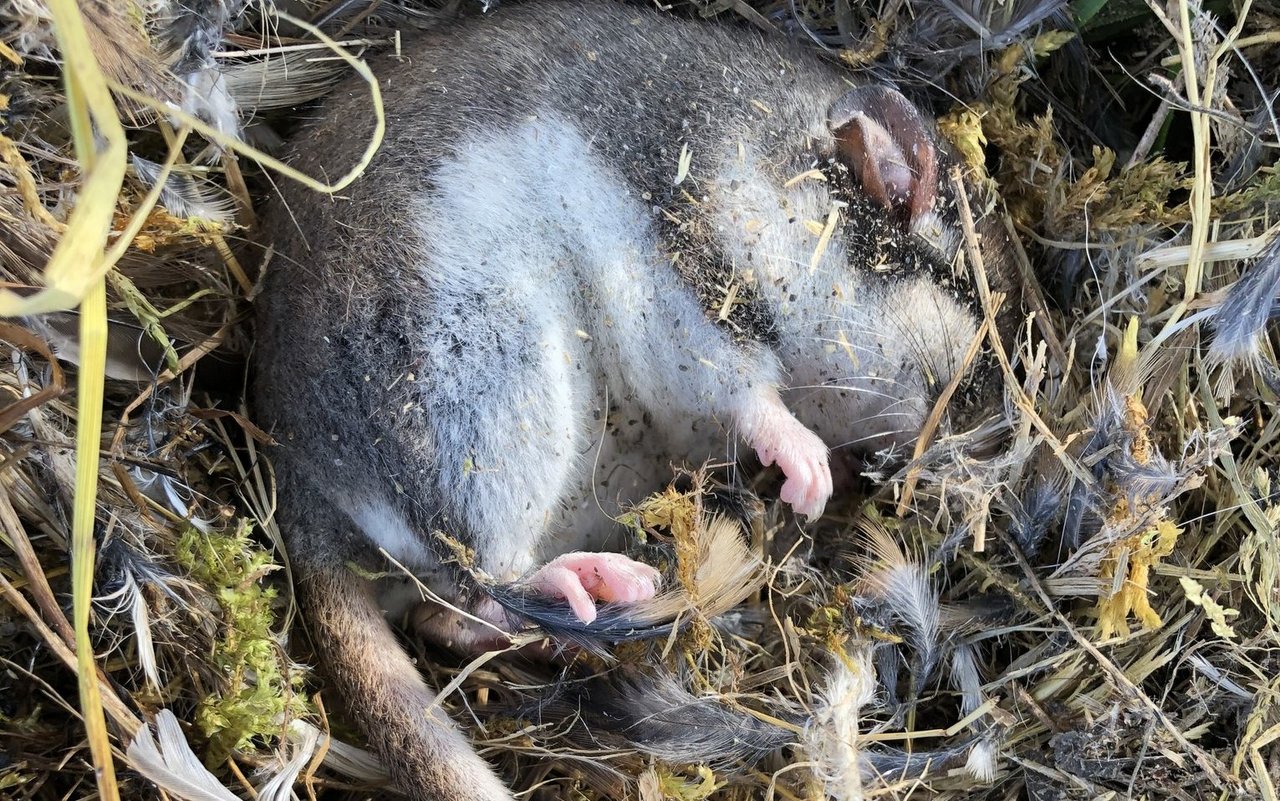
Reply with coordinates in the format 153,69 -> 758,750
799,456 -> 833,520
755,445 -> 776,467
798,493 -> 827,522
567,594 -> 598,624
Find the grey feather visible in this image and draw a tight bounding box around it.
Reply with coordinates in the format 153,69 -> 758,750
130,154 -> 236,225
861,738 -> 978,780
1008,478 -> 1063,560
849,522 -> 942,695
1208,230 -> 1280,366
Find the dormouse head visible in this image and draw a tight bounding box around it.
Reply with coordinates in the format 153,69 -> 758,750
779,84 -> 1018,461
824,80 -> 1024,318
825,84 -> 1003,271
821,84 -> 1020,315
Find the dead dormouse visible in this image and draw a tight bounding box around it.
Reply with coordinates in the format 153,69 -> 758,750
253,2 -> 1016,799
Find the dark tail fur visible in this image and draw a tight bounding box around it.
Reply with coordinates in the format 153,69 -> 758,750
484,586 -> 677,653
529,668 -> 797,766
523,666 -> 983,783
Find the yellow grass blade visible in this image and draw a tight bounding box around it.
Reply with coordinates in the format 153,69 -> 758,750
72,277 -> 118,801
7,2 -> 132,799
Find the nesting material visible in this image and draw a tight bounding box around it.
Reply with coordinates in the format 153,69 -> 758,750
1,1 -> 1279,800
803,646 -> 876,801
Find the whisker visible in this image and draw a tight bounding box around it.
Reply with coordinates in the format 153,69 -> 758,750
830,427 -> 917,450
785,384 -> 905,403
810,336 -> 885,354
796,399 -> 920,423
792,374 -> 911,389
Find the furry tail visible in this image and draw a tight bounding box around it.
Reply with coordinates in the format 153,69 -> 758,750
295,551 -> 514,801
529,668 -> 797,766
529,665 -> 984,785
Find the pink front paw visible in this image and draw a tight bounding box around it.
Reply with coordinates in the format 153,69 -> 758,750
526,552 -> 662,624
757,425 -> 832,521
741,390 -> 833,521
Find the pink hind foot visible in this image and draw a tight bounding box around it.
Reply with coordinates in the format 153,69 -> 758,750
738,387 -> 832,521
526,552 -> 662,624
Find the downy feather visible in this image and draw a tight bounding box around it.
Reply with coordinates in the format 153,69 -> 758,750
126,709 -> 242,801
804,648 -> 877,801
131,154 -> 237,225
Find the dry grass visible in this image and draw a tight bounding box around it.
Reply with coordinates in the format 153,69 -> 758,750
0,0 -> 1277,800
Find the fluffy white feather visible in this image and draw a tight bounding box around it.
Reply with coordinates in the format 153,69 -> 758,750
288,720 -> 390,783
948,641 -> 984,716
126,709 -> 242,801
964,736 -> 998,782
804,647 -> 876,801
127,572 -> 161,691
182,67 -> 241,141
96,570 -> 162,690
256,721 -> 320,801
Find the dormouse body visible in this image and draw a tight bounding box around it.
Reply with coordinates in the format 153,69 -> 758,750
253,3 -> 1014,799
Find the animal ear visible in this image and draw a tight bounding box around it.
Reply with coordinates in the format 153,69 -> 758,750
828,85 -> 939,224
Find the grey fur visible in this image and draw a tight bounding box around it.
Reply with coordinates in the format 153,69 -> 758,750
253,3 -> 1016,799
530,669 -> 796,767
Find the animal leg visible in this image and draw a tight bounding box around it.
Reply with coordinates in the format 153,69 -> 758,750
736,387 -> 833,520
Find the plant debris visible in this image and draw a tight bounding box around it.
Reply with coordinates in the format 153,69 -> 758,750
1,0 -> 1278,800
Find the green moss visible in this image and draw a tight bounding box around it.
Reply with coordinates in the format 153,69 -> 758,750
175,521 -> 307,762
